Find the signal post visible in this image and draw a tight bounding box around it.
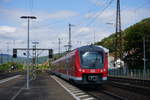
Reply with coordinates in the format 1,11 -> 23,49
13,48 -> 53,89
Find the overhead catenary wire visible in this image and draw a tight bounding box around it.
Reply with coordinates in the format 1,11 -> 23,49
121,0 -> 150,28
32,18 -> 70,29
85,0 -> 114,27
33,0 -> 110,30
74,0 -> 112,27
87,0 -> 108,14
70,0 -> 114,41
134,0 -> 150,12
26,0 -> 114,36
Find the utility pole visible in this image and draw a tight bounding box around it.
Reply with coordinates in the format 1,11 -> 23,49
32,41 -> 39,67
20,16 -> 36,89
32,45 -> 36,66
143,36 -> 146,77
58,38 -> 61,56
68,24 -> 74,51
12,40 -> 15,62
93,29 -> 96,44
115,0 -> 123,61
6,42 -> 10,63
0,50 -> 3,64
106,22 -> 115,52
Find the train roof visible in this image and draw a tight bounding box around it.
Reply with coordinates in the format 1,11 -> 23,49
96,45 -> 109,53
77,45 -> 109,53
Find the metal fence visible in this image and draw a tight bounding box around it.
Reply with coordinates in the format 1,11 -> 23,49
109,68 -> 150,80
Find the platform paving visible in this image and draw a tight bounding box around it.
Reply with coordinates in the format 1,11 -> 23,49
0,72 -> 75,100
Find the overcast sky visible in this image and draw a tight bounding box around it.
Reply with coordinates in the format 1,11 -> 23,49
0,0 -> 150,56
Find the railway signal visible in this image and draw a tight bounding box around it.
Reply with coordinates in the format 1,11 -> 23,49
49,49 -> 53,58
12,47 -> 53,89
13,49 -> 17,58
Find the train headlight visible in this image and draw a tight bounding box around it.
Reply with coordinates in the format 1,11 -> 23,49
104,69 -> 106,72
79,69 -> 81,72
82,70 -> 85,72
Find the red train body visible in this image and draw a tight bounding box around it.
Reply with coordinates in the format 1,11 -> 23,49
51,45 -> 108,84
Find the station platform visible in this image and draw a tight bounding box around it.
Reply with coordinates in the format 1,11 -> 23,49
0,72 -> 75,100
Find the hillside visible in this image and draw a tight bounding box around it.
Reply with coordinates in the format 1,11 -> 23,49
0,54 -> 49,64
0,54 -> 32,64
96,17 -> 150,69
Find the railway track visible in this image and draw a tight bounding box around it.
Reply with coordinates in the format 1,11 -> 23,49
108,76 -> 150,87
86,88 -> 127,100
0,71 -> 24,80
107,81 -> 150,96
48,72 -> 150,100
73,79 -> 150,100
79,82 -> 150,100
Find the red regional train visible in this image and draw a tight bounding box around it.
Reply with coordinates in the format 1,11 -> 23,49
51,45 -> 109,84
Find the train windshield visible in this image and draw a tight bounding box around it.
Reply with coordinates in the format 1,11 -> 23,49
80,51 -> 103,69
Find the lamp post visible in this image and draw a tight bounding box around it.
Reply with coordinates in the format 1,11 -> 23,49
20,16 -> 36,89
106,22 -> 117,68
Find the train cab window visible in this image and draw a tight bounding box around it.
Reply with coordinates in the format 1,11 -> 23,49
80,51 -> 103,69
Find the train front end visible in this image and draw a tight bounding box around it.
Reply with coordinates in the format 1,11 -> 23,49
74,45 -> 108,84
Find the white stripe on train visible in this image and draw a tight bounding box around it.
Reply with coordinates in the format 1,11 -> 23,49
54,72 -> 82,80
53,71 -> 107,81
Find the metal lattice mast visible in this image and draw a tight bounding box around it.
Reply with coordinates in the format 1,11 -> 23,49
115,0 -> 123,60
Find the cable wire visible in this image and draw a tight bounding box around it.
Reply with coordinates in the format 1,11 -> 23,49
85,0 -> 114,27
